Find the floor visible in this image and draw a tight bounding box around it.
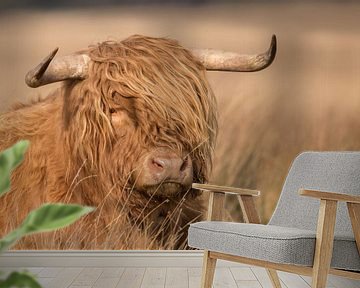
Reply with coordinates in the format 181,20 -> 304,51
2,266 -> 360,288
1,251 -> 359,288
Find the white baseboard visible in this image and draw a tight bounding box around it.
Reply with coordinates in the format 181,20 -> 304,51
0,250 -> 247,267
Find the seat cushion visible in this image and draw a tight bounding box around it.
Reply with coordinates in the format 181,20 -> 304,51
188,221 -> 360,272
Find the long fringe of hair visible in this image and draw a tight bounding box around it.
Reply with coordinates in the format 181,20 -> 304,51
63,35 -> 218,191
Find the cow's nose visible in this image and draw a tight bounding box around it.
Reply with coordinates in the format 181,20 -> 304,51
148,154 -> 192,183
134,149 -> 194,192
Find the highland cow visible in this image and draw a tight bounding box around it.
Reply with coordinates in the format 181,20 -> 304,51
0,35 -> 276,249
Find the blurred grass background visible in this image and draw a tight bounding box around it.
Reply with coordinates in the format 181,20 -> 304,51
1,1 -> 360,224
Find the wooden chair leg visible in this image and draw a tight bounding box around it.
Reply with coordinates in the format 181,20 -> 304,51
201,250 -> 217,288
312,200 -> 337,288
266,269 -> 282,288
347,202 -> 360,254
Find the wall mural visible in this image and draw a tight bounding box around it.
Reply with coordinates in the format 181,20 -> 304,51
1,2 -> 360,250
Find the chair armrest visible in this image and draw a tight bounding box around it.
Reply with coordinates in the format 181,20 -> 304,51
299,189 -> 360,204
193,183 -> 261,222
192,183 -> 260,197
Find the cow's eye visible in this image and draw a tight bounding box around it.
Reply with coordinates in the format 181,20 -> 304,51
110,109 -> 135,131
109,108 -> 116,114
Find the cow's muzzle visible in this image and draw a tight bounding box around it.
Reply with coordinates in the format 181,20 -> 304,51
134,149 -> 193,195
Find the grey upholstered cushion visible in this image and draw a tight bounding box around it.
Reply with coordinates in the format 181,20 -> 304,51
188,152 -> 360,272
189,221 -> 360,271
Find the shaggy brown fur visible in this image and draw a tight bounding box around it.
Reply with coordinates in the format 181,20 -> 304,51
0,35 -> 217,249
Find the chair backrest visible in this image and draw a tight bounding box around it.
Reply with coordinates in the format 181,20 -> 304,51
269,151 -> 360,239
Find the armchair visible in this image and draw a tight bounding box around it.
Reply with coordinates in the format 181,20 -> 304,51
189,152 -> 360,288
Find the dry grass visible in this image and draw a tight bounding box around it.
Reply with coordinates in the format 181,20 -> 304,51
2,2 -> 360,247
12,166 -> 203,250
13,190 -> 200,250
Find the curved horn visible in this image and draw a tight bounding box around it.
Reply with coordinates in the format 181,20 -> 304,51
25,48 -> 90,88
191,35 -> 277,72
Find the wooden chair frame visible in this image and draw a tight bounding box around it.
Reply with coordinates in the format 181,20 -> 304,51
192,183 -> 360,288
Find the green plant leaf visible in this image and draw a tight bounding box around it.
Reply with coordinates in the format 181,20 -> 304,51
0,271 -> 41,288
0,228 -> 22,252
0,203 -> 94,251
21,203 -> 94,233
0,140 -> 29,196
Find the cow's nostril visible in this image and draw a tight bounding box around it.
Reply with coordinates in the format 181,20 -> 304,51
152,158 -> 165,170
180,156 -> 188,172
